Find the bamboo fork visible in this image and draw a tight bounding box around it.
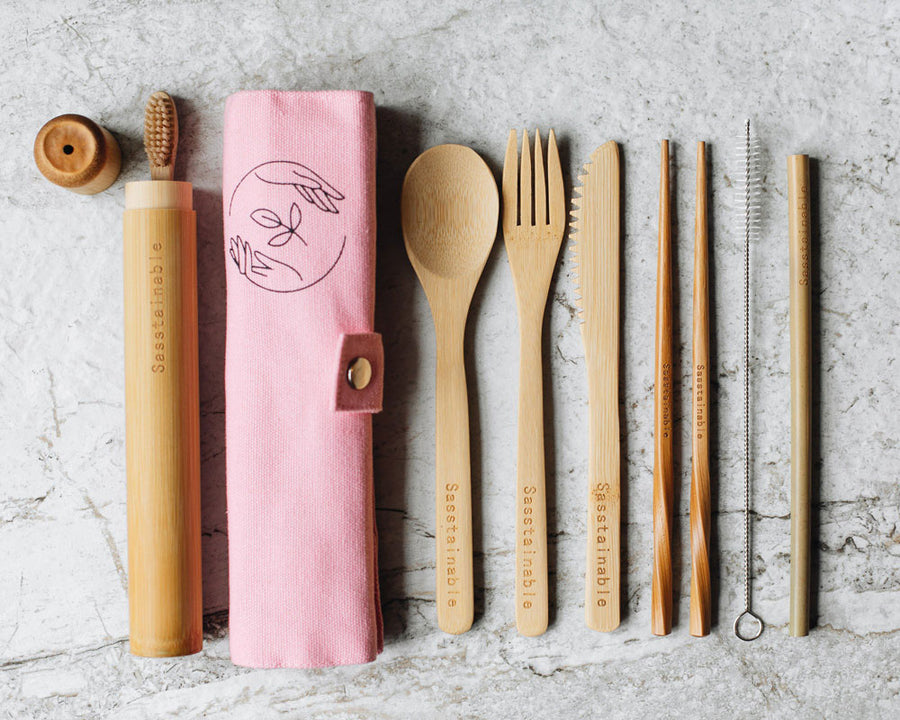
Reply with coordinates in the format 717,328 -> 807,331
502,129 -> 566,636
652,140 -> 674,636
690,141 -> 711,637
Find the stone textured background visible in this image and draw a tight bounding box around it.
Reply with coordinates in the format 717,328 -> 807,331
1,1 -> 898,717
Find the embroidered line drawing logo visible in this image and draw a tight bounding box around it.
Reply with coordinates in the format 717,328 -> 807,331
227,160 -> 348,293
250,203 -> 305,248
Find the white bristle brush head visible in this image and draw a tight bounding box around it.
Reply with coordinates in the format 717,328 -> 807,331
734,119 -> 762,244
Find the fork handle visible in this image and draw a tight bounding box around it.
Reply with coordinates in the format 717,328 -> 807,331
515,312 -> 549,636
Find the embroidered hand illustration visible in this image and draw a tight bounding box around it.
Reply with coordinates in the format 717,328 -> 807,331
254,163 -> 344,213
229,234 -> 347,294
251,202 -> 305,247
229,235 -> 306,293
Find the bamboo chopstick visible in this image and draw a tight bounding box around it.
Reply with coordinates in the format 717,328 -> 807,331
690,141 -> 711,637
651,140 -> 674,636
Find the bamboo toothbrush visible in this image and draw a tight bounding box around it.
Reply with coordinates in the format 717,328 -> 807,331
123,91 -> 202,657
690,141 -> 711,636
651,140 -> 674,636
570,141 -> 621,632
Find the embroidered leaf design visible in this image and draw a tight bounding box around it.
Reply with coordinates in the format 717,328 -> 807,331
267,229 -> 294,247
251,208 -> 282,229
289,202 -> 302,231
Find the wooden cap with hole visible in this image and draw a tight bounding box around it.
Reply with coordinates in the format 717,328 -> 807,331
34,114 -> 121,194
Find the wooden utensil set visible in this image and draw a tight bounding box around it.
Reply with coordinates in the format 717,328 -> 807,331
402,129 -> 815,641
34,99 -> 814,653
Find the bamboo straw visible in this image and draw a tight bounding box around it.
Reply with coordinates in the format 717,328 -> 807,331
788,154 -> 812,637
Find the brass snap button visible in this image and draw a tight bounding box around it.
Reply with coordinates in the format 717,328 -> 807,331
347,357 -> 372,390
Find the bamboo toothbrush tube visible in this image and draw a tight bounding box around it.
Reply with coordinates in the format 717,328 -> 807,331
123,180 -> 202,657
651,140 -> 674,636
787,155 -> 811,637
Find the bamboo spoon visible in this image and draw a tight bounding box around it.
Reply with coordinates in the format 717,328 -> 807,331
571,141 -> 621,632
788,154 -> 811,637
401,145 -> 499,634
651,140 -> 674,636
502,129 -> 565,636
690,141 -> 711,637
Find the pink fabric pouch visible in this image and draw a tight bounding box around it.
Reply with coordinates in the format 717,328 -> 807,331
223,90 -> 382,668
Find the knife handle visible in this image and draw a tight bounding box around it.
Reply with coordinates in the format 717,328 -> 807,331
585,377 -> 621,632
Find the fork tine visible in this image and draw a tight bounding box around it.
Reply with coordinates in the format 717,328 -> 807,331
520,129 -> 532,226
534,129 -> 547,226
503,129 -> 518,231
547,129 -> 565,229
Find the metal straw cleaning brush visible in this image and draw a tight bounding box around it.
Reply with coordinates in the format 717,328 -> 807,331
733,119 -> 764,642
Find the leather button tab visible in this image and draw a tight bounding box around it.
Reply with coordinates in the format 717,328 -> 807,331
334,333 -> 383,413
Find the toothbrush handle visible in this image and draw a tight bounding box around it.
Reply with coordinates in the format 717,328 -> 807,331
652,140 -> 674,636
788,155 -> 812,637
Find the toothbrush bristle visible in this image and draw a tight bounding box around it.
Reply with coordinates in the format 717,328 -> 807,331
734,119 -> 762,241
144,91 -> 178,180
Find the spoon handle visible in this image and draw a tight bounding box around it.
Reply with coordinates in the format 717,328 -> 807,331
515,313 -> 548,636
434,318 -> 474,634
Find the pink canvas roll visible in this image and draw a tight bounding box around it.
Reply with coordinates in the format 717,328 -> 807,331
223,90 -> 383,668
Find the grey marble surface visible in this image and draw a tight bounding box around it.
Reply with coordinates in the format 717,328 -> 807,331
2,0 -> 898,717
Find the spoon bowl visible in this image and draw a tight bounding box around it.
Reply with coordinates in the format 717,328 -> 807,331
402,144 -> 498,284
401,144 -> 498,634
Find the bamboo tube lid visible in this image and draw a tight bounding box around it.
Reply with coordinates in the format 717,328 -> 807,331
125,180 -> 193,210
34,114 -> 121,194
